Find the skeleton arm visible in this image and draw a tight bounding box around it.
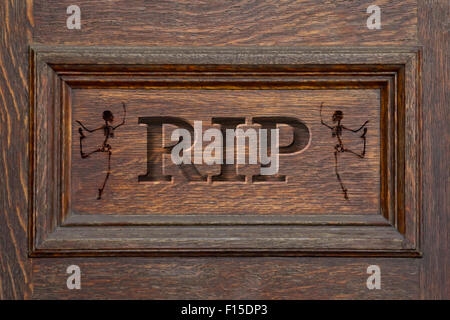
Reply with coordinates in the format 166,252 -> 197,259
113,102 -> 126,130
76,120 -> 103,133
319,103 -> 333,129
343,120 -> 369,133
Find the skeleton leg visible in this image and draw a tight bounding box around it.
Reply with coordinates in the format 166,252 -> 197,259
334,151 -> 349,200
81,148 -> 102,159
79,128 -> 102,158
343,148 -> 364,158
97,150 -> 112,200
343,127 -> 367,158
361,127 -> 367,156
79,128 -> 87,157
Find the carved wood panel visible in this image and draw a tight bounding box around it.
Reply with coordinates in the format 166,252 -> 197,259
30,46 -> 421,256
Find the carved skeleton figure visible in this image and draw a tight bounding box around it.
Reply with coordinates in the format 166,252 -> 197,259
76,103 -> 126,199
320,103 -> 369,200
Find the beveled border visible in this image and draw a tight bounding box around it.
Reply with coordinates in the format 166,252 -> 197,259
29,46 -> 421,257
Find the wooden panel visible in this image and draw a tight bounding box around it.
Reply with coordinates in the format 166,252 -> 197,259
29,46 -> 421,256
418,0 -> 450,299
2,0 -> 448,300
32,257 -> 420,299
33,0 -> 417,46
71,90 -> 380,215
0,0 -> 33,299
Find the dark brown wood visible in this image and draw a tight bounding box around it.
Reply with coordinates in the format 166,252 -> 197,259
418,0 -> 449,300
0,0 -> 447,300
0,0 -> 33,299
33,0 -> 417,47
29,46 -> 421,257
32,257 -> 420,299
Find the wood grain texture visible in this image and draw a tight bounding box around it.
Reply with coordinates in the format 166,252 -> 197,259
33,0 -> 417,46
418,0 -> 449,299
32,257 -> 420,299
71,90 -> 380,215
2,0 -> 447,300
29,47 -> 420,257
0,0 -> 33,299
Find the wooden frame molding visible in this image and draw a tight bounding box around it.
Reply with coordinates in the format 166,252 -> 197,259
29,46 -> 421,257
